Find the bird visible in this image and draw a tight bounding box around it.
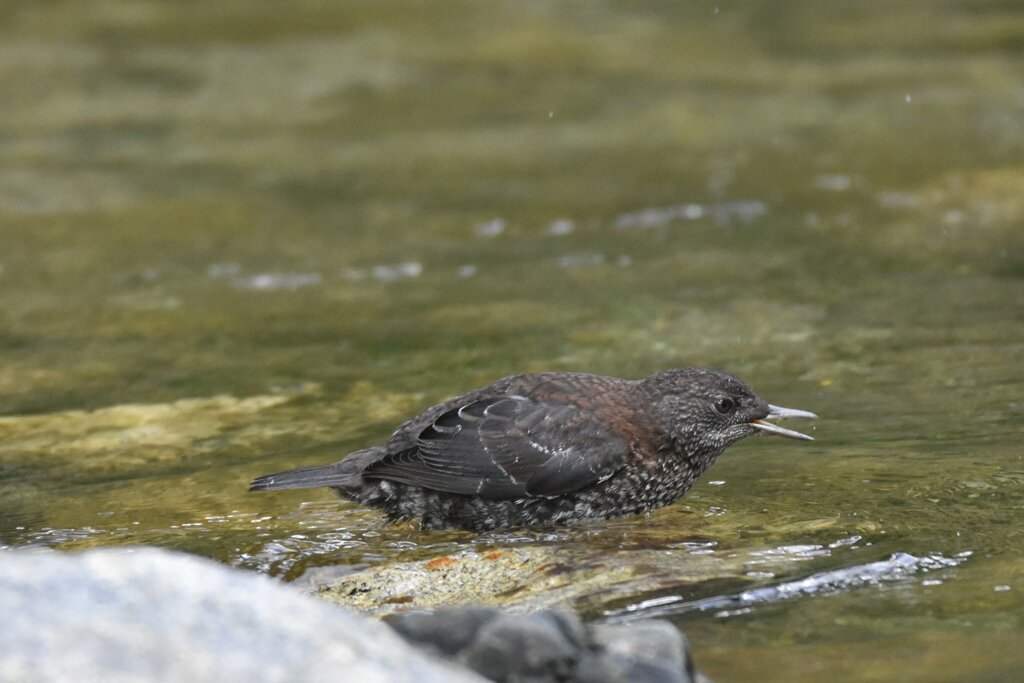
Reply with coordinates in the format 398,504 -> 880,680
249,368 -> 817,532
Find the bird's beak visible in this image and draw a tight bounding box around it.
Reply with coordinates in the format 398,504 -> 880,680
749,404 -> 818,441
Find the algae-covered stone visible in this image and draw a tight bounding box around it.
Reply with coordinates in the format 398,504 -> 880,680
316,544 -> 801,616
0,391 -> 301,469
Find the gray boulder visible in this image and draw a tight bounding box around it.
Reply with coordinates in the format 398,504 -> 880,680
460,612 -> 580,681
388,606 -> 707,683
579,620 -> 702,683
0,547 -> 483,683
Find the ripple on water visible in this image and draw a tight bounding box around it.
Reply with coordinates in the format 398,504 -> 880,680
612,200 -> 766,230
603,550 -> 971,623
231,272 -> 323,291
2,526 -> 110,549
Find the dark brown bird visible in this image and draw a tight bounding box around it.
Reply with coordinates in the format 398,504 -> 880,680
250,368 -> 817,531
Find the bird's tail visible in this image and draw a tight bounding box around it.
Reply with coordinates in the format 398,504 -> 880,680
249,464 -> 350,491
249,448 -> 381,492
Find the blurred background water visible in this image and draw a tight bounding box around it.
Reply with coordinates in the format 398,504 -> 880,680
1,1 -> 1022,681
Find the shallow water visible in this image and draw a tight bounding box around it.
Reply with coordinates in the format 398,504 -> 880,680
2,1 -> 1023,680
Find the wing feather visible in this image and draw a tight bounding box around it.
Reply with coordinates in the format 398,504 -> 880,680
362,395 -> 628,499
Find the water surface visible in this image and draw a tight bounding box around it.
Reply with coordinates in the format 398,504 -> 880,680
1,2 -> 1023,681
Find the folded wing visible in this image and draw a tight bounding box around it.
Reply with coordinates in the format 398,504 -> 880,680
363,395 -> 629,499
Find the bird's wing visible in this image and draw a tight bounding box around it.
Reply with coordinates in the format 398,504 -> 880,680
362,395 -> 630,499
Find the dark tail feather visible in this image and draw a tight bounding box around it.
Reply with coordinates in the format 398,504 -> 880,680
249,463 -> 355,491
249,448 -> 381,492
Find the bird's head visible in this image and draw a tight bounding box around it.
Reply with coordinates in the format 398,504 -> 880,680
641,368 -> 817,461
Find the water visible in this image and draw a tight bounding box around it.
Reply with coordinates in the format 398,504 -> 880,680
2,1 -> 1023,680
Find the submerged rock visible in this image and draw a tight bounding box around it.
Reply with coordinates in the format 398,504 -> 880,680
318,546 -> 638,613
315,544 -> 788,616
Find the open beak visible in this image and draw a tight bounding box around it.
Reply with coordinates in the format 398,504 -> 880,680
750,404 -> 818,441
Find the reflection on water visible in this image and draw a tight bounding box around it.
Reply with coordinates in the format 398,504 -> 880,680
2,0 -> 1024,681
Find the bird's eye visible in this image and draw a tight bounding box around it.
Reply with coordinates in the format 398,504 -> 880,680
714,397 -> 736,414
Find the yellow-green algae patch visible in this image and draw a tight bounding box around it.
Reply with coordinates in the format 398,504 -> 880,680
2,395 -> 289,454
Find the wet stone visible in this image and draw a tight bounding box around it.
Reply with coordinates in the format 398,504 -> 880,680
545,608 -> 589,651
388,607 -> 502,657
574,653 -> 691,683
460,612 -> 579,681
383,607 -> 708,683
589,620 -> 691,671
315,545 -> 790,616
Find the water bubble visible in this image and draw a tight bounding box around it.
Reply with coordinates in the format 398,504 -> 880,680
232,272 -> 322,291
546,219 -> 574,236
475,218 -> 506,237
815,174 -> 852,191
207,262 -> 241,278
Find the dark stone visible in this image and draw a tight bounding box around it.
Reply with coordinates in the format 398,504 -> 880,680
460,612 -> 580,681
588,620 -> 691,672
387,607 -> 500,656
545,608 -> 588,651
251,368 -> 816,531
383,606 -> 711,683
574,652 -> 691,683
